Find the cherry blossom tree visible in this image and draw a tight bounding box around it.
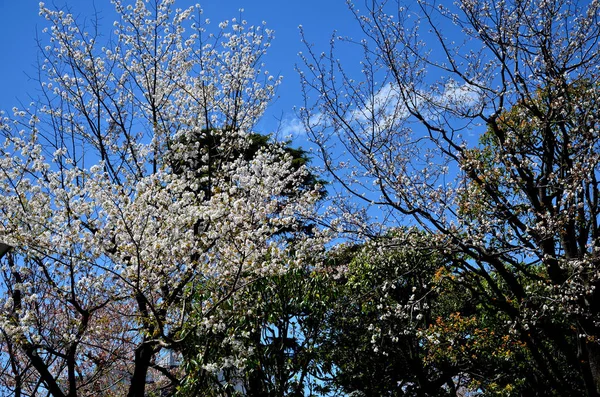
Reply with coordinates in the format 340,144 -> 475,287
299,0 -> 600,394
171,136 -> 328,396
0,1 -> 324,396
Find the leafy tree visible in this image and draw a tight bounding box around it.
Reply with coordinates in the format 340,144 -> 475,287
316,231 -> 455,396
0,1 -> 323,396
173,135 -> 329,397
177,265 -> 334,397
299,0 -> 600,394
314,230 -> 526,396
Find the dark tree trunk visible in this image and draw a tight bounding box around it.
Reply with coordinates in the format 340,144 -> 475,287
127,342 -> 156,397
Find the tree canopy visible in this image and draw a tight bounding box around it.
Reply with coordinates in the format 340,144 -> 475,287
2,0 -> 600,396
0,2 -> 323,396
299,0 -> 600,395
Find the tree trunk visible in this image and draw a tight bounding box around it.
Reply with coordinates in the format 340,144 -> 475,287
586,340 -> 600,396
127,342 -> 156,397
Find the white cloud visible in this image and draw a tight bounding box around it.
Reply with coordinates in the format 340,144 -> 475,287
349,80 -> 482,128
437,79 -> 481,107
278,112 -> 324,138
277,80 -> 481,140
351,82 -> 409,124
279,116 -> 305,137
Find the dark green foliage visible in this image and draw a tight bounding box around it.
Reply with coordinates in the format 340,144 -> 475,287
169,129 -> 324,198
316,234 -> 459,396
177,267 -> 335,397
176,227 -> 588,396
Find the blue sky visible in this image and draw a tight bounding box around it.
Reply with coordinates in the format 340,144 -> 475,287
0,0 -> 360,146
